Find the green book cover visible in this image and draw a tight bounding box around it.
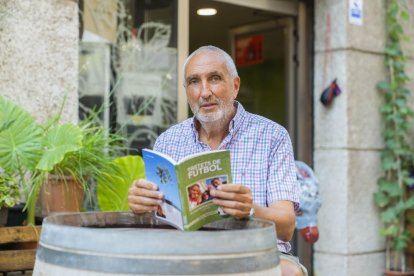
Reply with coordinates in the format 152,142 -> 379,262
142,149 -> 232,231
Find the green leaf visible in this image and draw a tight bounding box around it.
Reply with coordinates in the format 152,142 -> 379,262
381,208 -> 398,223
379,179 -> 402,197
380,104 -> 393,114
36,123 -> 83,171
385,47 -> 399,57
382,157 -> 398,170
374,191 -> 390,208
0,96 -> 43,173
382,224 -> 399,237
394,231 -> 411,251
0,174 -> 20,208
377,81 -> 391,92
400,10 -> 410,21
405,197 -> 414,209
97,155 -> 145,211
395,99 -> 406,107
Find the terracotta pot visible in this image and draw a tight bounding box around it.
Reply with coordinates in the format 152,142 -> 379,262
37,175 -> 84,218
385,270 -> 414,276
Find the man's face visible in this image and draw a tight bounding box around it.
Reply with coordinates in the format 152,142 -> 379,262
184,52 -> 240,123
212,178 -> 221,187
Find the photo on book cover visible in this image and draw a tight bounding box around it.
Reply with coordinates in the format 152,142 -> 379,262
186,175 -> 228,212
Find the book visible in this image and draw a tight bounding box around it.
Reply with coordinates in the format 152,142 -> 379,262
142,148 -> 232,231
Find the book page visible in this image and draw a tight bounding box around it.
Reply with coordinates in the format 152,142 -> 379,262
142,149 -> 183,229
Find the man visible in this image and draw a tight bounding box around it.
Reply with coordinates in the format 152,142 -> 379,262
128,45 -> 306,275
210,177 -> 223,189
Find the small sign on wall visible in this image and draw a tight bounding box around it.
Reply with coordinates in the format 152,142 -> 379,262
235,34 -> 264,66
349,0 -> 363,26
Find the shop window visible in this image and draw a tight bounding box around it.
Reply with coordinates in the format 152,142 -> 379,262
78,0 -> 178,155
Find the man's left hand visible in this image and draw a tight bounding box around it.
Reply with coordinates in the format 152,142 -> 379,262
210,184 -> 253,219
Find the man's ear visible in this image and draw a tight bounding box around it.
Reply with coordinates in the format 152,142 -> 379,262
233,76 -> 240,99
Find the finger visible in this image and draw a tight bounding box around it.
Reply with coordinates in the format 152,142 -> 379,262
132,188 -> 163,200
211,189 -> 252,204
216,184 -> 251,194
132,179 -> 158,191
219,207 -> 250,219
128,195 -> 163,207
213,198 -> 252,212
128,184 -> 163,200
129,202 -> 159,214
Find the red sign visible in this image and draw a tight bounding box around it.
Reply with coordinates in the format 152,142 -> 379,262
235,34 -> 264,66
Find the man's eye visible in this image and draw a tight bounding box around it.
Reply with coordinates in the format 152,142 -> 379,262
188,79 -> 199,85
211,75 -> 221,82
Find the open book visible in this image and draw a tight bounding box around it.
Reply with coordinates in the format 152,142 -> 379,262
142,149 -> 232,231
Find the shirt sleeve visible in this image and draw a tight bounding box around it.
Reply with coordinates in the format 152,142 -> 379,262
153,133 -> 166,152
266,129 -> 300,212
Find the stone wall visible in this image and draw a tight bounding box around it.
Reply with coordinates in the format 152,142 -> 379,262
0,0 -> 79,123
313,1 -> 386,275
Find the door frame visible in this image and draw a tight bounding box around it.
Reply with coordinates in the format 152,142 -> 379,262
177,0 -> 189,122
213,0 -> 298,16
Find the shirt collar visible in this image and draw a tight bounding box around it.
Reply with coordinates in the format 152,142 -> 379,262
190,101 -> 247,143
229,101 -> 246,136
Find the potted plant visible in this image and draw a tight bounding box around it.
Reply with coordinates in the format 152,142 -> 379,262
374,1 -> 414,274
0,174 -> 20,226
0,95 -> 123,225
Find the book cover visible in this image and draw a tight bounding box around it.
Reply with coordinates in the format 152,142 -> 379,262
142,149 -> 232,231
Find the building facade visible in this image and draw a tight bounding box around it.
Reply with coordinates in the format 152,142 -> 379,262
2,0 -> 414,275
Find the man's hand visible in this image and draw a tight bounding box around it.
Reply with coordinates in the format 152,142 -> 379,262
210,184 -> 253,219
128,179 -> 163,214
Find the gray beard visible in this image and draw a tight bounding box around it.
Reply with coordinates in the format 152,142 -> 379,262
195,108 -> 225,123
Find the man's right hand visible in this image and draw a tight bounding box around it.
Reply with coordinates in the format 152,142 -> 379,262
128,179 -> 164,214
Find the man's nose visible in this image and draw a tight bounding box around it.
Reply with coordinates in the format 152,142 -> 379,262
200,81 -> 213,98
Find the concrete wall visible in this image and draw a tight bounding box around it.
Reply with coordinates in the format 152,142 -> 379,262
0,0 -> 79,123
314,1 -> 414,275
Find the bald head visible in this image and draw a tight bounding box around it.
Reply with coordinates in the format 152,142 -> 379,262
183,46 -> 238,87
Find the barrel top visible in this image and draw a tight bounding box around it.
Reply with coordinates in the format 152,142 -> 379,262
43,211 -> 274,230
40,212 -> 278,256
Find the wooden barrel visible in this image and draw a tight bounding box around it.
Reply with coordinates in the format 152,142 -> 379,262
33,212 -> 281,275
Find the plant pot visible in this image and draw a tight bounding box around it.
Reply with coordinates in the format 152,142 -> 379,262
37,175 -> 84,218
0,207 -> 8,227
6,202 -> 27,226
385,270 -> 414,276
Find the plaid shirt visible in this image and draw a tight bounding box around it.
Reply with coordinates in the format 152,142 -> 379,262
154,102 -> 299,253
